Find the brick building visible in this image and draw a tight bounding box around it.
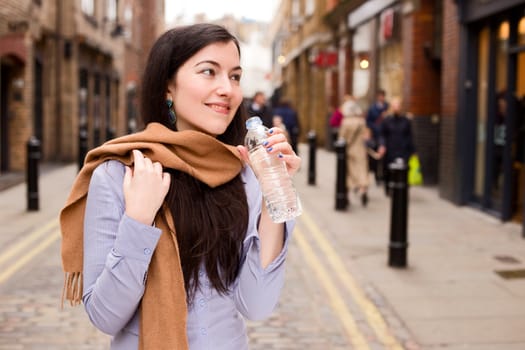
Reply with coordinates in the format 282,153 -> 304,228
269,0 -> 333,147
324,0 -> 442,185
0,0 -> 164,173
271,0 -> 525,231
271,0 -> 442,183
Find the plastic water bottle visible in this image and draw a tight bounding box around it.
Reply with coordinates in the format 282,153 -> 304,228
245,116 -> 302,223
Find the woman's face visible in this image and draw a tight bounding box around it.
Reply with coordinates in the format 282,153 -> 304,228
168,41 -> 243,136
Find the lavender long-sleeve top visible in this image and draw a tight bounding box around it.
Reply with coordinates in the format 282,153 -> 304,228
82,160 -> 293,350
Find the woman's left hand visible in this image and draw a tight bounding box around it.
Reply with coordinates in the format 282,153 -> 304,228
237,127 -> 302,177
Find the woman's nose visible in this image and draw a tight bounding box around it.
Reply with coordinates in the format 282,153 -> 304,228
216,74 -> 233,95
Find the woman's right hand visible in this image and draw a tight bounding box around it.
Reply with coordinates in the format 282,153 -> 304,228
123,149 -> 171,225
237,127 -> 302,177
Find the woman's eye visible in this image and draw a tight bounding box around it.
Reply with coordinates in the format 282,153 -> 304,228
201,68 -> 215,76
230,73 -> 241,82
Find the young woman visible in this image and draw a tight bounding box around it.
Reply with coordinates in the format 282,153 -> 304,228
60,23 -> 300,350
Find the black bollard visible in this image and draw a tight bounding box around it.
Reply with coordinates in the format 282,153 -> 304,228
26,137 -> 41,211
388,158 -> 409,268
78,127 -> 88,171
307,130 -> 316,185
334,139 -> 348,210
331,128 -> 339,151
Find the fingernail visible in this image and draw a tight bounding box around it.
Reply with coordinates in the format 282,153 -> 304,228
278,153 -> 283,158
262,140 -> 269,146
267,147 -> 273,152
269,129 -> 274,134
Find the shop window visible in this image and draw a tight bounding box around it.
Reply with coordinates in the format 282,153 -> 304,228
519,17 -> 525,45
471,16 -> 525,218
518,16 -> 525,97
496,21 -> 508,91
81,0 -> 95,16
290,0 -> 301,31
291,0 -> 300,17
492,21 -> 509,206
81,0 -> 98,27
474,27 -> 490,199
375,6 -> 404,98
352,19 -> 373,99
499,21 -> 509,39
106,0 -> 117,22
106,0 -> 124,37
378,7 -> 400,47
123,4 -> 133,40
305,0 -> 315,18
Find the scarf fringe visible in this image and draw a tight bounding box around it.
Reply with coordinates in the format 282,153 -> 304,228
61,272 -> 83,307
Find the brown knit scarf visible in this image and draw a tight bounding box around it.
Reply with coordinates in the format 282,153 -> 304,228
60,122 -> 243,350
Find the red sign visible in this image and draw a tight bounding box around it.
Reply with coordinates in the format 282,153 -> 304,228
381,8 -> 395,41
313,51 -> 338,68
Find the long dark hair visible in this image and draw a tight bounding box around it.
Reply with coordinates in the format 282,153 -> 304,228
140,23 -> 249,302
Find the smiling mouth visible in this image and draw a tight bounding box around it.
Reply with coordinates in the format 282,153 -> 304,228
206,103 -> 230,113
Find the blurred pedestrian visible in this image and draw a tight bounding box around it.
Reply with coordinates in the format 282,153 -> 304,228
247,90 -> 273,127
378,97 -> 416,196
329,104 -> 343,129
329,94 -> 352,149
272,114 -> 291,142
272,99 -> 300,154
366,89 -> 389,184
338,96 -> 370,207
60,23 -> 300,350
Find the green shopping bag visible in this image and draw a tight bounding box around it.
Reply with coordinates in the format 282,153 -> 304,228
408,154 -> 423,186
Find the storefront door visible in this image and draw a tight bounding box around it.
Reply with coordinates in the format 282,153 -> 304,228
471,13 -> 525,223
513,17 -> 525,226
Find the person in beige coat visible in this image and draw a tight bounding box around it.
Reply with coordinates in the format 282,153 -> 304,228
338,96 -> 370,206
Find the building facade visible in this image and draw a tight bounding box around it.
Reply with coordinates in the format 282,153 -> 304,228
442,0 -> 525,230
323,0 -> 442,184
0,0 -> 164,173
270,0 -> 333,146
271,0 -> 525,230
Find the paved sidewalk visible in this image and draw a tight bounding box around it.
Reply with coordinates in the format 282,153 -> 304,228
294,144 -> 525,349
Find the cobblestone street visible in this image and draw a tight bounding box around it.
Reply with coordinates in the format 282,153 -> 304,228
0,235 -> 357,350
0,154 -> 411,350
1,145 -> 525,349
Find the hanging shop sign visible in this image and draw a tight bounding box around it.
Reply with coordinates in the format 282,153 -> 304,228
312,51 -> 338,68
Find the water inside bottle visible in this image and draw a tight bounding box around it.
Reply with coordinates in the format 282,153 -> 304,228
248,146 -> 302,223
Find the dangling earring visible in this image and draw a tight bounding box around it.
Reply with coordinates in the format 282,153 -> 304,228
166,95 -> 177,125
